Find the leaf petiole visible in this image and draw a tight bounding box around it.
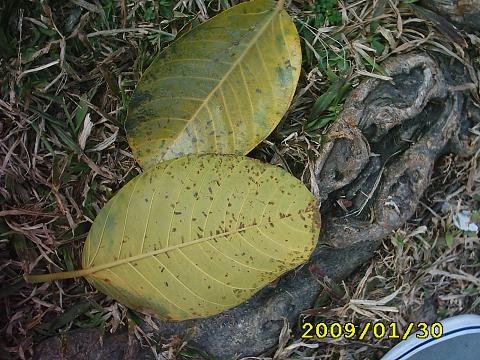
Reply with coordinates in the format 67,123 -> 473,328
24,268 -> 92,283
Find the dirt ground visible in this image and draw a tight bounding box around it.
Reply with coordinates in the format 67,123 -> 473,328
1,0 -> 479,359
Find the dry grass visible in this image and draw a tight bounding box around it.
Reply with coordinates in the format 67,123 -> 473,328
0,0 -> 478,359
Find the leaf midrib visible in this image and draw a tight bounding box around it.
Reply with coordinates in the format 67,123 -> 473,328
164,4 -> 282,155
82,211 -> 312,277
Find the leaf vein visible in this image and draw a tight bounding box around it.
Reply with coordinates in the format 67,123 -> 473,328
205,104 -> 218,152
139,159 -> 180,253
157,58 -> 232,67
176,248 -> 257,290
154,75 -> 220,82
219,87 -> 236,151
117,180 -> 140,259
255,42 -> 274,93
88,196 -> 119,267
235,231 -> 298,264
205,240 -> 275,273
104,268 -> 145,299
165,163 -> 198,248
128,263 -> 191,316
238,63 -> 255,121
256,226 -> 302,252
152,256 -> 234,307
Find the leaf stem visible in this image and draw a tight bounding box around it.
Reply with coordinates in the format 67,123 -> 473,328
24,268 -> 92,283
277,0 -> 285,9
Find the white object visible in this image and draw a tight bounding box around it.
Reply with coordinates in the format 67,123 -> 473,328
453,210 -> 479,232
381,314 -> 480,360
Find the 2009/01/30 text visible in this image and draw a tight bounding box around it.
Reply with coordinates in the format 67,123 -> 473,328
301,322 -> 443,341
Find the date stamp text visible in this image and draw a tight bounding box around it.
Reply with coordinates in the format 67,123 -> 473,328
301,322 -> 443,341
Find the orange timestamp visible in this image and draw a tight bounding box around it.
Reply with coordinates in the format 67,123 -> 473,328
301,321 -> 444,341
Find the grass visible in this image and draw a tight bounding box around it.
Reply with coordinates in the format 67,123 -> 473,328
0,0 -> 478,359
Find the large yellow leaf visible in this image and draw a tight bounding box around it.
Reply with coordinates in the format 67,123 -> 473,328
126,0 -> 301,169
25,155 -> 320,321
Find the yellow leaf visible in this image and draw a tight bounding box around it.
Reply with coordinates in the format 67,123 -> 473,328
126,0 -> 301,169
25,155 -> 320,321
